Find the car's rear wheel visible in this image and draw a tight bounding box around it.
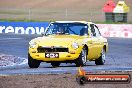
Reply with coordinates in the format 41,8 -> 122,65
28,53 -> 41,68
51,62 -> 60,67
75,48 -> 87,67
95,48 -> 106,65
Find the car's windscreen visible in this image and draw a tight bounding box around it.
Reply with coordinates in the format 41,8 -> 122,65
46,23 -> 88,36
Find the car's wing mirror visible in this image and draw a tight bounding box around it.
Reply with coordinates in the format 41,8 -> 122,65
41,27 -> 49,36
41,32 -> 46,36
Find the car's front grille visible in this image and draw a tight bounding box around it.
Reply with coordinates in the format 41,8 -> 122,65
37,46 -> 68,53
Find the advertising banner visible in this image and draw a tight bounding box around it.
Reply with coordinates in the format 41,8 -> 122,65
97,24 -> 132,38
0,22 -> 49,34
0,22 -> 132,38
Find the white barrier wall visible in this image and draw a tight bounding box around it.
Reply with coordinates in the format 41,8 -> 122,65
97,24 -> 132,38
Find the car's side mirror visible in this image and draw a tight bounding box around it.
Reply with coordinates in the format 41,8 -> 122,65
41,32 -> 46,36
41,27 -> 49,36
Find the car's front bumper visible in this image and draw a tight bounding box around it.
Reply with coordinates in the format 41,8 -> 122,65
29,52 -> 80,62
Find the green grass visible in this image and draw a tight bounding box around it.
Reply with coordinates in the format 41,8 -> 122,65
96,21 -> 132,24
0,19 -> 50,22
0,19 -> 131,24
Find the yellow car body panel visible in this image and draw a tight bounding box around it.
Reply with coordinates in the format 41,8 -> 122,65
29,35 -> 85,61
28,21 -> 108,63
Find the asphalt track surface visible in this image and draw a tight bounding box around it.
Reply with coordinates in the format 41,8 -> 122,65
0,34 -> 132,75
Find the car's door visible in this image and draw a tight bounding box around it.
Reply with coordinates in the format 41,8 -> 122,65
87,24 -> 101,60
94,25 -> 103,58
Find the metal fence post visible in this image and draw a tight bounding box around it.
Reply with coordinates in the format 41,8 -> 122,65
28,8 -> 31,21
65,8 -> 68,20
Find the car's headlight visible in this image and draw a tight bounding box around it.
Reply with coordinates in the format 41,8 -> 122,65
29,41 -> 37,48
72,42 -> 79,49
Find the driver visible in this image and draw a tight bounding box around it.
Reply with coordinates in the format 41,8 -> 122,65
56,26 -> 66,34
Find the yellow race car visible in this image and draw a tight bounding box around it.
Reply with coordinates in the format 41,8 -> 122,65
28,21 -> 108,68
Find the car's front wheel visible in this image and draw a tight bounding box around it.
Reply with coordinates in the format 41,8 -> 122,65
95,48 -> 106,65
75,48 -> 87,67
51,62 -> 60,67
28,53 -> 41,68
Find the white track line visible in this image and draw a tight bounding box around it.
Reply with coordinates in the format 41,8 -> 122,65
0,38 -> 22,40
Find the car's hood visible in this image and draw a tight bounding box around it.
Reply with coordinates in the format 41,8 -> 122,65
34,35 -> 83,47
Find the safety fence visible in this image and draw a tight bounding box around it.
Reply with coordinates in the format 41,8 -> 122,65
0,8 -> 132,22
